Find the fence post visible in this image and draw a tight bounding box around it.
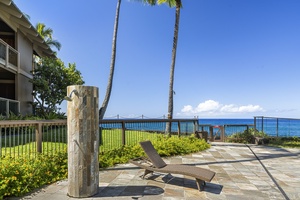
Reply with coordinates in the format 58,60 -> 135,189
209,126 -> 214,142
121,121 -> 126,145
276,118 -> 279,138
35,122 -> 42,153
67,85 -> 99,198
177,121 -> 181,136
261,116 -> 264,133
254,117 -> 256,132
6,100 -> 9,118
194,119 -> 199,133
220,126 -> 225,142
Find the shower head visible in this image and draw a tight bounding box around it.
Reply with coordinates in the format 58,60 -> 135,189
64,89 -> 79,101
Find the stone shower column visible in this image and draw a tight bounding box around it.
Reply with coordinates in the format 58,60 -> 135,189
66,85 -> 99,197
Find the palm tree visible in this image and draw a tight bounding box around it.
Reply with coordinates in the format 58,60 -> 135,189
141,0 -> 182,133
35,23 -> 62,51
99,0 -> 122,119
164,0 -> 181,121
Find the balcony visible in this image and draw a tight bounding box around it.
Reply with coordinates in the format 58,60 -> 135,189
0,97 -> 20,117
0,38 -> 20,73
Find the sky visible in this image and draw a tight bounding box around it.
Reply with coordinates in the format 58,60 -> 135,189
13,0 -> 300,119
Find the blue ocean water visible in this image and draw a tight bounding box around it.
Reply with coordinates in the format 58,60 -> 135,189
200,118 -> 300,137
199,118 -> 253,126
100,118 -> 300,137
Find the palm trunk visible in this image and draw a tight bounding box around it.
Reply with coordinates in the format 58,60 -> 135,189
166,0 -> 181,134
99,0 -> 122,119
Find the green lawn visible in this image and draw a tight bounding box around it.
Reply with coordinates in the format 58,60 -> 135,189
268,137 -> 300,148
1,129 -> 168,158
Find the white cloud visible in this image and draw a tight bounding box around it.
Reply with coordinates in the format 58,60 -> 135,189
181,105 -> 193,113
179,100 -> 264,117
195,100 -> 220,112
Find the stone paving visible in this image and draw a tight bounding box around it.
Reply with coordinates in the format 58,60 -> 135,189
10,142 -> 300,200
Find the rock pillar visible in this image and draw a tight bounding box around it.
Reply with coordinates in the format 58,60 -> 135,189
67,85 -> 99,197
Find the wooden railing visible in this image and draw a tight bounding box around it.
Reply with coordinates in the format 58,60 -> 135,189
0,120 -> 67,159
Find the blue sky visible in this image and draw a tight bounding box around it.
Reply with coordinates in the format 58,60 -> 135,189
14,0 -> 300,119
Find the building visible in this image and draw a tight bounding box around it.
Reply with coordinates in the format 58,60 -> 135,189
0,0 -> 54,117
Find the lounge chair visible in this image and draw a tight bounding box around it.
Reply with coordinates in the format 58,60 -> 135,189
130,140 -> 216,191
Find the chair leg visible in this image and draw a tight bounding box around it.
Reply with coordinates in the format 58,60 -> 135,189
142,169 -> 153,179
195,179 -> 205,191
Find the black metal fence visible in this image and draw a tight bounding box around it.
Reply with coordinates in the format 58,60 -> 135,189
198,123 -> 254,142
0,119 -> 199,159
0,120 -> 67,159
254,116 -> 300,137
6,117 -> 294,159
99,119 -> 199,151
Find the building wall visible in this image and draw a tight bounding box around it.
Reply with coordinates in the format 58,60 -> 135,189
18,75 -> 33,115
17,31 -> 33,74
16,31 -> 33,115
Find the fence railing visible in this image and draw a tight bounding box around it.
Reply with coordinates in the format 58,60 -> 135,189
0,97 -> 20,117
0,39 -> 19,72
199,124 -> 254,142
0,120 -> 67,159
5,117 -> 288,159
0,119 -> 199,159
99,119 -> 199,151
254,116 -> 300,137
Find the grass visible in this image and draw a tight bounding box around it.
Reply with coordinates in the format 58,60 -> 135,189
100,128 -> 166,151
1,129 -> 194,158
1,142 -> 66,158
268,137 -> 300,148
1,127 -> 171,156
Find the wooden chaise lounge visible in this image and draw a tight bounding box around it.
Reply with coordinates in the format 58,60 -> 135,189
129,140 -> 216,191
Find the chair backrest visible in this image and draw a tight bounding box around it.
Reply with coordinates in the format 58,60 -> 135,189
140,141 -> 167,168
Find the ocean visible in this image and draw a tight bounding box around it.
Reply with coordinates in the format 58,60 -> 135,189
199,118 -> 253,126
100,118 -> 300,137
199,118 -> 300,137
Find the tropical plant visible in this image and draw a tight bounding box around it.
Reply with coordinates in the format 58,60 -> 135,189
30,57 -> 84,118
140,0 -> 182,133
35,23 -> 62,51
165,0 -> 181,124
99,0 -> 122,119
227,128 -> 269,144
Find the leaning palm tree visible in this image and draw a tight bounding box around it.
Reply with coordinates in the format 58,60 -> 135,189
99,0 -> 122,119
35,23 -> 62,51
141,0 -> 182,133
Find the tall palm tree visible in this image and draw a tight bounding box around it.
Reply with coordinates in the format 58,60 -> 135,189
35,23 -> 62,51
141,0 -> 182,133
99,0 -> 122,119
164,0 -> 181,122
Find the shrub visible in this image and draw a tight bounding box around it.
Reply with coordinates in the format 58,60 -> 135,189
99,135 -> 210,168
0,152 -> 67,199
268,136 -> 300,148
227,128 -> 268,144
